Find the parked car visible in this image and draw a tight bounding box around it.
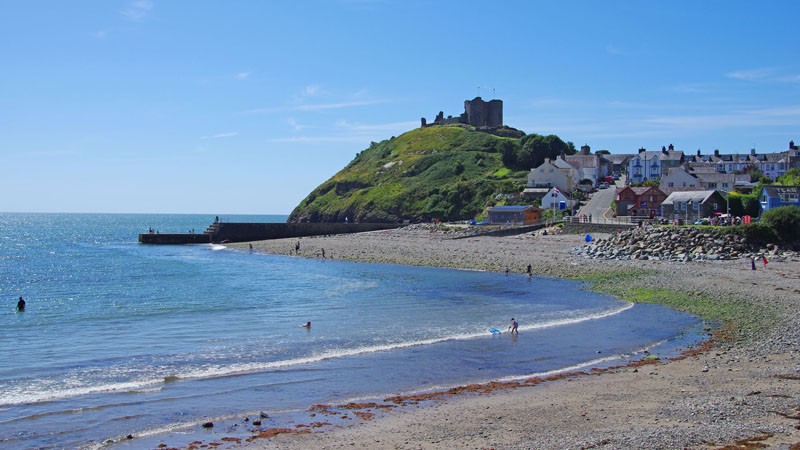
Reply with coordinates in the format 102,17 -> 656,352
599,182 -> 609,189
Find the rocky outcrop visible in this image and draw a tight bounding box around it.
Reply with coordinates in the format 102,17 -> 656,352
576,226 -> 796,262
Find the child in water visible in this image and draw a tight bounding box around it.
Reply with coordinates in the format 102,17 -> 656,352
508,318 -> 518,334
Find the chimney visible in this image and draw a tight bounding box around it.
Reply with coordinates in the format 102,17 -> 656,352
750,148 -> 756,156
668,144 -> 674,152
696,149 -> 701,157
580,144 -> 590,155
791,140 -> 796,150
661,146 -> 668,155
638,147 -> 646,154
714,149 -> 720,157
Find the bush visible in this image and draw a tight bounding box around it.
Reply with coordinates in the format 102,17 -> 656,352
741,222 -> 779,247
761,206 -> 800,243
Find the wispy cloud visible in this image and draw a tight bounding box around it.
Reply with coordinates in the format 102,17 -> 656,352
605,44 -> 625,56
235,71 -> 252,80
335,119 -> 418,132
725,67 -> 778,81
201,132 -> 238,140
244,99 -> 383,114
644,106 -> 800,129
90,29 -> 109,39
121,0 -> 154,21
302,84 -> 320,97
268,136 -> 375,144
288,118 -> 310,131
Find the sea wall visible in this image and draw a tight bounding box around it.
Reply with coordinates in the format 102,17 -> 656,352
139,222 -> 404,244
212,222 -> 403,242
561,222 -> 635,235
139,233 -> 212,244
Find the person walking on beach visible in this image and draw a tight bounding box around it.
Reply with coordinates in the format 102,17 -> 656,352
295,240 -> 300,255
751,257 -> 756,270
762,254 -> 768,269
526,264 -> 532,276
508,318 -> 518,334
17,296 -> 25,312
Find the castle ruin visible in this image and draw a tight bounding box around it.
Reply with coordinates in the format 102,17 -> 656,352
421,97 -> 503,129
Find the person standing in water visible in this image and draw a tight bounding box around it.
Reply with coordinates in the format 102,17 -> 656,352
17,296 -> 26,311
508,317 -> 518,334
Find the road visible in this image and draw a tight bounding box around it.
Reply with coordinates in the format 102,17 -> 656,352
577,178 -> 623,222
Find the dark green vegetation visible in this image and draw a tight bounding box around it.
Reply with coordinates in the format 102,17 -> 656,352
575,270 -> 778,339
289,126 -> 564,223
761,205 -> 800,244
725,192 -> 761,217
714,205 -> 800,248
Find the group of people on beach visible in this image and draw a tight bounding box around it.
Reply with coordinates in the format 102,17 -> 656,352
751,255 -> 769,270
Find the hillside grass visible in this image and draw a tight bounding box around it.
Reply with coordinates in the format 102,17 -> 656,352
290,125 -> 530,223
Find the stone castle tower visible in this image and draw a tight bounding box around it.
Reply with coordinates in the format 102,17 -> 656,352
421,97 -> 503,128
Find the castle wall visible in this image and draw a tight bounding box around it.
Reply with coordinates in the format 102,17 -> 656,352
422,97 -> 503,128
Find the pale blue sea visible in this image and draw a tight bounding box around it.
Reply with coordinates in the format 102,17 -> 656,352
0,213 -> 704,449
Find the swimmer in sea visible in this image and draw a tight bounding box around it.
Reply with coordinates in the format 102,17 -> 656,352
301,321 -> 311,328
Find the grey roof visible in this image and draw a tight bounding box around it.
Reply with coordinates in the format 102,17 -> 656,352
564,154 -> 599,169
686,164 -> 719,173
694,172 -> 749,183
662,190 -> 718,205
660,186 -> 703,196
603,154 -> 634,164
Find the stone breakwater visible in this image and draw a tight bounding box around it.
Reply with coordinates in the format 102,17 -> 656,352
576,225 -> 797,262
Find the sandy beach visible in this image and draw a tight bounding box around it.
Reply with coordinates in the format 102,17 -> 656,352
230,225 -> 800,449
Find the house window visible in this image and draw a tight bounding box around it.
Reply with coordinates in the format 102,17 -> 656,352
779,191 -> 799,202
722,183 -> 729,188
693,202 -> 699,211
708,183 -> 717,188
668,182 -> 674,187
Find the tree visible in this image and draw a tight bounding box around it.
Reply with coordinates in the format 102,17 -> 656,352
595,149 -> 611,155
516,134 -> 574,169
742,165 -> 764,183
777,168 -> 800,186
499,140 -> 518,166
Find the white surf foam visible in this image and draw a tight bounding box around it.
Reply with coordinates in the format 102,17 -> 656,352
0,302 -> 635,407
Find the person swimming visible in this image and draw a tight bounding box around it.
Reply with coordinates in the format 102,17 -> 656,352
301,321 -> 311,328
17,296 -> 25,312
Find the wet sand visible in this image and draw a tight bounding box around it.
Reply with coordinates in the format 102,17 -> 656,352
230,225 -> 800,449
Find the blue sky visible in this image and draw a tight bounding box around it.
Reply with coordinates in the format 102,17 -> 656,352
2,1 -> 799,214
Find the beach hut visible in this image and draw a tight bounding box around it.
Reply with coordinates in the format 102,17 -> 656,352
487,205 -> 541,225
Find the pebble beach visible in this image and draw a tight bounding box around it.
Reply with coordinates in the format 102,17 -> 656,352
233,224 -> 800,449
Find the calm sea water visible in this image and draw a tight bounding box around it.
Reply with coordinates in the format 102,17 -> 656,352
0,213 -> 704,449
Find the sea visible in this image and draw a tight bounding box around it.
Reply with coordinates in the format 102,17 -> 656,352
0,213 -> 705,449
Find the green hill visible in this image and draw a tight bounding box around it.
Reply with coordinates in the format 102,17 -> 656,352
288,125 -> 531,223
